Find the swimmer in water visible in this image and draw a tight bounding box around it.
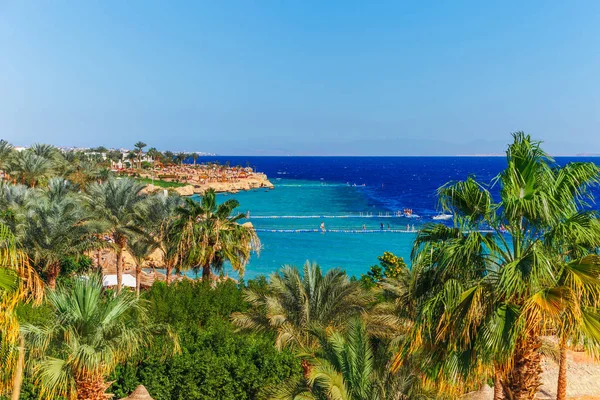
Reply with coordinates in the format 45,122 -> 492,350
320,222 -> 325,232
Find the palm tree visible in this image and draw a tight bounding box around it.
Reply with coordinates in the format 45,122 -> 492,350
125,152 -> 136,169
543,210 -> 600,400
29,143 -> 57,159
22,178 -> 99,289
403,132 -> 600,399
0,223 -> 43,398
22,275 -> 147,400
134,141 -> 147,169
175,189 -> 260,281
143,195 -> 182,284
175,152 -> 187,165
232,262 -> 372,352
269,319 -> 428,400
85,178 -> 148,292
0,140 -> 14,178
8,151 -> 52,187
127,234 -> 155,297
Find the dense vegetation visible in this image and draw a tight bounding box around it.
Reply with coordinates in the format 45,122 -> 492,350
1,134 -> 600,400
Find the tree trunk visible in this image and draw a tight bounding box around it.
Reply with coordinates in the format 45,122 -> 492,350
47,262 -> 60,289
10,335 -> 25,400
75,374 -> 110,400
494,369 -> 504,400
503,336 -> 543,400
166,263 -> 172,284
202,263 -> 211,282
557,336 -> 568,400
116,246 -> 124,293
136,265 -> 141,298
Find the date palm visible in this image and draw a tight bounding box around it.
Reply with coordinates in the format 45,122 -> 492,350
0,140 -> 14,178
85,178 -> 148,292
143,194 -> 182,283
133,141 -> 147,169
22,178 -> 99,289
8,151 -> 52,188
175,189 -> 260,281
127,234 -> 156,297
22,275 -> 147,400
232,262 -> 372,352
403,133 -> 600,399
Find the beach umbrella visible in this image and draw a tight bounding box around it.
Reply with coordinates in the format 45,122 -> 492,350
120,385 -> 154,400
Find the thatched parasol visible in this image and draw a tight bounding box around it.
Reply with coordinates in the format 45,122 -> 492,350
120,385 -> 154,400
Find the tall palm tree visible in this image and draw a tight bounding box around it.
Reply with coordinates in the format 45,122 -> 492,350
402,133 -> 600,399
22,275 -> 147,400
175,189 -> 260,280
8,151 -> 52,187
232,262 -> 372,352
127,234 -> 155,297
143,194 -> 182,283
22,178 -> 99,289
0,223 -> 43,398
134,141 -> 147,169
543,210 -> 600,400
85,178 -> 148,292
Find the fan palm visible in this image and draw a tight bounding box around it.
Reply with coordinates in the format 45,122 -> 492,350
175,189 -> 260,280
232,262 -> 372,352
85,178 -> 148,292
269,319 -> 430,400
22,275 -> 147,400
401,132 -> 600,399
22,178 -> 99,289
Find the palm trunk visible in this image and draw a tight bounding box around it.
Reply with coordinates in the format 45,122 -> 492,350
557,336 -> 568,400
166,263 -> 172,284
75,374 -> 109,400
136,265 -> 141,298
10,335 -> 25,400
47,262 -> 60,289
503,336 -> 543,400
202,263 -> 211,282
116,245 -> 124,293
494,369 -> 504,400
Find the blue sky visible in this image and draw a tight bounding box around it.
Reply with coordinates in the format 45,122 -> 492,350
1,1 -> 599,155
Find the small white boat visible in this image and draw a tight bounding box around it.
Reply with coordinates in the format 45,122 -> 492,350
432,214 -> 453,221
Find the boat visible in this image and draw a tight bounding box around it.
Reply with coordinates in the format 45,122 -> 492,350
432,214 -> 453,221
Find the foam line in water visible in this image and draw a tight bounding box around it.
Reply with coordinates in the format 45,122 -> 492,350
253,229 -> 495,234
247,214 -> 421,219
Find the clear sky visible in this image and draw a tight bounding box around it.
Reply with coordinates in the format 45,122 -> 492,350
1,1 -> 599,155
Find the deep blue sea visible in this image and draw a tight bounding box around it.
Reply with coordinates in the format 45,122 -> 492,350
191,156 -> 600,280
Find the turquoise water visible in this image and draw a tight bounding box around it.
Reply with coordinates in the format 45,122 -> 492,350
213,179 -> 418,280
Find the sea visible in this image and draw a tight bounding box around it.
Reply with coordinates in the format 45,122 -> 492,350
190,156 -> 600,280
